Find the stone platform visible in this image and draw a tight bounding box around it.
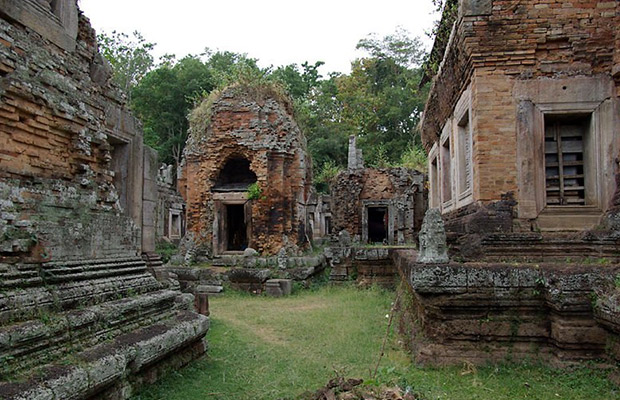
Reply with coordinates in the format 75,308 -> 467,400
0,257 -> 209,399
393,249 -> 620,366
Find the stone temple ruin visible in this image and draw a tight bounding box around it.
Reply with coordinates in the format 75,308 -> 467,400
421,0 -> 620,261
392,0 -> 620,366
326,137 -> 427,285
179,84 -> 313,257
1,0 -> 620,397
331,136 -> 426,246
0,1 -> 207,398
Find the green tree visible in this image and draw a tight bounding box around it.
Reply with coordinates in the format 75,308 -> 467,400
97,30 -> 155,98
130,50 -> 265,167
271,61 -> 324,100
356,26 -> 425,68
270,62 -> 349,176
131,55 -> 214,166
336,29 -> 429,166
204,50 -> 264,88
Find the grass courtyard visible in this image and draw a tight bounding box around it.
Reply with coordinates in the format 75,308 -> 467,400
133,285 -> 618,400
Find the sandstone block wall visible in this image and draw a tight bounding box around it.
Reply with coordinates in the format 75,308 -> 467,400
393,250 -> 620,366
181,84 -> 313,256
0,2 -> 208,398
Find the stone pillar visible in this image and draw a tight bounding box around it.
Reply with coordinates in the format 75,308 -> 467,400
347,135 -> 364,171
194,285 -> 210,316
142,147 -> 158,253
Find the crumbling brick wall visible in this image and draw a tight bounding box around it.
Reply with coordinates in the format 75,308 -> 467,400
422,0 -> 618,152
181,84 -> 313,256
330,167 -> 425,244
0,1 -> 149,263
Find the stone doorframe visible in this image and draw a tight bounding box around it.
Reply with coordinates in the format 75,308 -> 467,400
361,200 -> 394,245
212,192 -> 252,255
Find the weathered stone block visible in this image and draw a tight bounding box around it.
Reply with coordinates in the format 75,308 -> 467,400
417,209 -> 449,264
265,279 -> 292,297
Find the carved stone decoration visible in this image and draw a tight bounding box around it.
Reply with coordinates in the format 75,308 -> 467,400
417,208 -> 449,263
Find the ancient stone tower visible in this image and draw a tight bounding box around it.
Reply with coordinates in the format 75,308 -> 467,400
179,83 -> 313,256
0,1 -> 208,398
420,0 -> 620,260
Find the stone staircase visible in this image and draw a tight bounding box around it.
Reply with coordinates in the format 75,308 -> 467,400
447,231 -> 620,263
142,252 -> 165,269
478,233 -> 620,262
0,257 -> 209,399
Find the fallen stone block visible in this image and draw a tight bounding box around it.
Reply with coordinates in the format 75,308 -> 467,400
265,279 -> 293,297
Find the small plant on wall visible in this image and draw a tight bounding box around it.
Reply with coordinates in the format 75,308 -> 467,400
247,182 -> 265,200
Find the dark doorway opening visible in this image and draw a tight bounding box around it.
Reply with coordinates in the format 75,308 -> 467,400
226,204 -> 247,251
368,207 -> 388,243
325,216 -> 332,235
215,157 -> 257,192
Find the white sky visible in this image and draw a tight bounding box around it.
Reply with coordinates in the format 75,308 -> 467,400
77,0 -> 438,75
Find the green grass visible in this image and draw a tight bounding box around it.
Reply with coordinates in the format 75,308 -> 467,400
133,286 -> 618,400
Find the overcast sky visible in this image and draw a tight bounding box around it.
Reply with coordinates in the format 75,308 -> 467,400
77,0 -> 438,75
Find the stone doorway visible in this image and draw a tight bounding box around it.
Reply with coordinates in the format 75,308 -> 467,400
367,206 -> 388,243
226,204 -> 247,251
213,193 -> 252,255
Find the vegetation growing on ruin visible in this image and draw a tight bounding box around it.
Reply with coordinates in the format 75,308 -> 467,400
187,77 -> 298,156
314,161 -> 342,193
155,241 -> 178,263
422,0 -> 459,79
246,182 -> 264,201
186,87 -> 220,146
400,145 -> 429,173
132,286 -> 617,400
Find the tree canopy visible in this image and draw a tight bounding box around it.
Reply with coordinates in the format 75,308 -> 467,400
97,30 -> 155,98
97,28 -> 430,187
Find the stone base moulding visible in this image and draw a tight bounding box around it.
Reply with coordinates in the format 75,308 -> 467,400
392,249 -> 620,366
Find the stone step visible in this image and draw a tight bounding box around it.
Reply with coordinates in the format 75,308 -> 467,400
0,289 -> 185,375
142,253 -> 165,268
0,257 -> 149,289
0,311 -> 209,400
467,235 -> 620,262
40,258 -> 148,282
42,256 -> 145,268
329,274 -> 348,282
482,243 -> 620,262
42,265 -> 147,282
0,272 -> 164,325
1,270 -> 38,280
